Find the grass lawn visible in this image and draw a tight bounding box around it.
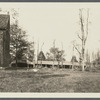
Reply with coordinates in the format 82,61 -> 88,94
0,67 -> 100,92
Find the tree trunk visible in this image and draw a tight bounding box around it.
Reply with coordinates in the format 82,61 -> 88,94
15,57 -> 18,67
61,60 -> 63,68
58,61 -> 60,68
15,45 -> 18,67
33,59 -> 35,68
52,60 -> 54,67
41,58 -> 42,67
27,61 -> 29,70
82,45 -> 85,71
82,58 -> 85,71
72,61 -> 74,71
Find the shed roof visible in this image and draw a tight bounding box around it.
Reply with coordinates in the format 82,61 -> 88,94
0,14 -> 10,30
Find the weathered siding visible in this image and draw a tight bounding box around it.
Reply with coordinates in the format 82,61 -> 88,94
0,14 -> 10,67
0,31 -> 3,66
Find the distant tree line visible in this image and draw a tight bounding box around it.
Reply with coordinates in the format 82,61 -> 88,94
37,47 -> 66,67
4,8 -> 100,70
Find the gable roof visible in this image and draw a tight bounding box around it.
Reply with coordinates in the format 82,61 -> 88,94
0,14 -> 10,30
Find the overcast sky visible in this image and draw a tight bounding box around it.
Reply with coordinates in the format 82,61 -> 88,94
0,3 -> 100,61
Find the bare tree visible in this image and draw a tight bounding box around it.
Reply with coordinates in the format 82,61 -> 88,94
61,42 -> 64,68
52,40 -> 56,67
91,51 -> 95,67
71,41 -> 81,69
37,39 -> 39,68
40,42 -> 44,67
31,38 -> 35,68
94,49 -> 100,67
71,42 -> 75,70
85,49 -> 91,69
73,9 -> 90,71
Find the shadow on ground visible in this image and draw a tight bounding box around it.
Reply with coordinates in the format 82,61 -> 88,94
41,74 -> 70,79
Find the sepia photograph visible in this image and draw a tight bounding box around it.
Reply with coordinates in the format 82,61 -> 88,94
0,2 -> 100,97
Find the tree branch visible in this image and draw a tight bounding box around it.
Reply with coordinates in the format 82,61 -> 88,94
77,34 -> 82,40
73,44 -> 81,55
79,9 -> 84,35
85,9 -> 89,45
